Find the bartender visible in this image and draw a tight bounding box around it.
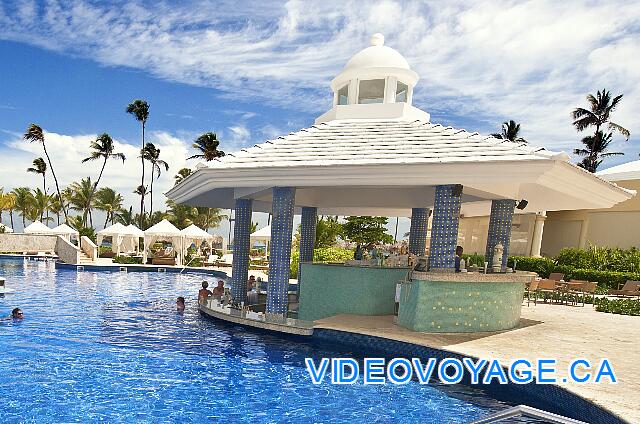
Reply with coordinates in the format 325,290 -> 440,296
454,246 -> 464,273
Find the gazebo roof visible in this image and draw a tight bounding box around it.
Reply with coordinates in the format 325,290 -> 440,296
23,221 -> 53,234
145,219 -> 181,236
181,224 -> 213,239
97,223 -> 129,236
52,223 -> 79,235
125,224 -> 145,237
250,225 -> 272,241
166,34 -> 634,216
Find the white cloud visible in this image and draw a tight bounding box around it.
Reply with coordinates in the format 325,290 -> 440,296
0,0 -> 638,162
1,129 -> 190,213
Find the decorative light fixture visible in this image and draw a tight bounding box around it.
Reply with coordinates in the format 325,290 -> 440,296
516,199 -> 528,210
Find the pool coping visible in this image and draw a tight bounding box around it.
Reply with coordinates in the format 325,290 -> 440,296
310,327 -> 626,424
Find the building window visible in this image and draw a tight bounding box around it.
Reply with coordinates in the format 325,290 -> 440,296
396,81 -> 408,103
337,84 -> 349,105
358,79 -> 385,104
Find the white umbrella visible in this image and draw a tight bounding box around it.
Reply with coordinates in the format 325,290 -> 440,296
23,221 -> 53,234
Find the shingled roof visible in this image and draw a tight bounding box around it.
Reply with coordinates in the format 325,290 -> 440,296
203,119 -> 566,170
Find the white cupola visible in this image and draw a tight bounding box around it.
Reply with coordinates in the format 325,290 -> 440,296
316,33 -> 429,124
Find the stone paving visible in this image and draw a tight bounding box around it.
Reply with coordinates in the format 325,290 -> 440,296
314,303 -> 640,423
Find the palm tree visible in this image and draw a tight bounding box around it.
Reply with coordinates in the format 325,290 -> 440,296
133,185 -> 149,228
166,199 -> 196,229
574,131 -> 623,173
68,178 -> 95,227
82,133 -> 126,203
27,157 -> 47,193
12,187 -> 35,227
491,120 -> 526,143
0,191 -> 17,229
67,215 -> 86,231
141,143 -> 168,216
193,206 -> 225,231
115,206 -> 135,226
572,89 -> 630,172
23,124 -> 68,222
174,168 -> 192,186
32,188 -> 53,223
188,132 -> 225,161
49,196 -> 63,226
126,99 -> 150,222
95,187 -> 124,228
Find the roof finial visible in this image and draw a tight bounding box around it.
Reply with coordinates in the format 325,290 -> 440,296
370,33 -> 385,46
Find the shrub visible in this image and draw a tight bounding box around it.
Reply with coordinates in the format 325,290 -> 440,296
290,247 -> 355,278
508,256 -> 557,277
462,253 -> 485,268
112,256 -> 143,264
595,298 -> 640,316
556,246 -> 640,273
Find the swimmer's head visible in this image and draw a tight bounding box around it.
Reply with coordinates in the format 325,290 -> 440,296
201,281 -> 208,289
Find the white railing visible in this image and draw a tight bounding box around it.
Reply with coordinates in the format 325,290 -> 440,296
55,236 -> 81,264
80,236 -> 98,263
471,405 -> 588,424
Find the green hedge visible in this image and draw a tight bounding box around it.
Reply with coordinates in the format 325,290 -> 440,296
556,246 -> 640,273
508,256 -> 640,291
112,256 -> 143,264
290,247 -> 355,279
596,298 -> 640,316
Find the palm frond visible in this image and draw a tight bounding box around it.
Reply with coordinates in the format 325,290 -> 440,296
607,122 -> 630,140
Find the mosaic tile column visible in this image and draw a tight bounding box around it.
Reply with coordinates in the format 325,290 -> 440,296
267,187 -> 296,314
231,198 -> 252,303
298,206 -> 317,288
409,208 -> 429,256
428,185 -> 462,271
485,199 -> 516,271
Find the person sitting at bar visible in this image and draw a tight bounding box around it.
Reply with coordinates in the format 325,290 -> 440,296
247,275 -> 256,291
455,246 -> 464,273
198,281 -> 213,304
212,280 -> 225,297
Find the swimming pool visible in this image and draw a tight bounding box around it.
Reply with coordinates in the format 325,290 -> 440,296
0,258 -> 527,422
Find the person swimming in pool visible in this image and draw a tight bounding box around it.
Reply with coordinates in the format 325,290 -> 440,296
1,308 -> 23,321
176,297 -> 185,312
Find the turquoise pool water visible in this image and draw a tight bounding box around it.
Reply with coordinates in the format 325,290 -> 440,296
0,258 -> 524,422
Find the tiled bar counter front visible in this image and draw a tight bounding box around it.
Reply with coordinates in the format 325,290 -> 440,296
398,271 -> 535,333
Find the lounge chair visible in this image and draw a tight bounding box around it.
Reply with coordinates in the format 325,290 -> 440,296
525,280 -> 539,306
536,279 -> 558,303
548,272 -> 564,281
152,257 -> 176,266
565,280 -> 596,306
608,280 -> 640,298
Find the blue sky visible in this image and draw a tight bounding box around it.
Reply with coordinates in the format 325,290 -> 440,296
1,0 -> 639,234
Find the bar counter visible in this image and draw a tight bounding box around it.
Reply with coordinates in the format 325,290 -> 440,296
398,271 -> 535,333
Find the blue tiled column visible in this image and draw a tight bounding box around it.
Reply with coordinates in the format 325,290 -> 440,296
409,208 -> 429,256
485,199 -> 516,271
428,185 -> 462,271
267,187 -> 296,314
231,198 -> 252,303
298,206 -> 317,287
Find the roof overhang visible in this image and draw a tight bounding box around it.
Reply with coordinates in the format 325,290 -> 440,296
166,159 -> 634,216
